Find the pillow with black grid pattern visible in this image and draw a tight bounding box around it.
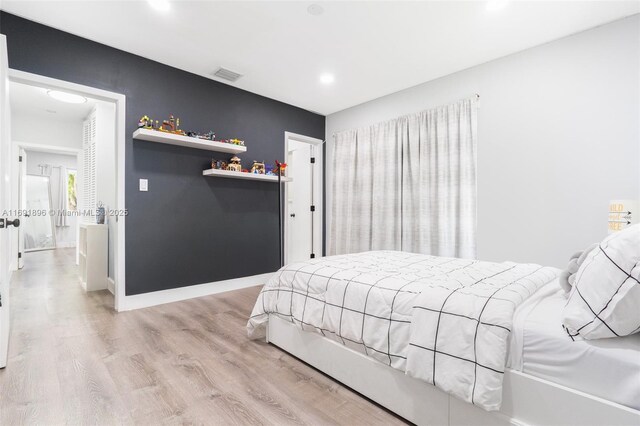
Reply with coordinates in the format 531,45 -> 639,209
562,224 -> 640,340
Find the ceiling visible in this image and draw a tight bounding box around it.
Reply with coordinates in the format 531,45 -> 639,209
2,1 -> 638,115
10,81 -> 98,121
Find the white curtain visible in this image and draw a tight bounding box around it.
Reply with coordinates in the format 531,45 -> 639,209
55,166 -> 68,227
330,98 -> 477,258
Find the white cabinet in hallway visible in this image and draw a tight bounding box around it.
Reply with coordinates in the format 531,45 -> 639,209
78,223 -> 107,291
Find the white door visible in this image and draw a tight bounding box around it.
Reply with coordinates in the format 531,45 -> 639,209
0,35 -> 15,368
286,139 -> 315,264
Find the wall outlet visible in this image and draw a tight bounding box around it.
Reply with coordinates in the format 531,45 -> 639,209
139,179 -> 148,192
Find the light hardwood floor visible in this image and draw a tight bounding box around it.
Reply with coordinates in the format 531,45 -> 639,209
0,249 -> 406,425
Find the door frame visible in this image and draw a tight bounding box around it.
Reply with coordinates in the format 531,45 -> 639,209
283,132 -> 324,265
8,70 -> 127,311
13,142 -> 82,263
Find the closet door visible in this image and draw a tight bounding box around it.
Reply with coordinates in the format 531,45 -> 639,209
286,140 -> 314,264
82,111 -> 97,222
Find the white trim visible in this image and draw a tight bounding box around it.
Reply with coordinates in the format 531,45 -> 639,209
107,277 -> 115,295
12,141 -> 81,155
120,272 -> 273,311
268,315 -> 640,426
283,132 -> 324,265
8,70 -> 127,312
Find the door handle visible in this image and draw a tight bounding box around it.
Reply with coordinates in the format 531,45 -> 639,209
0,218 -> 20,229
290,213 -> 296,218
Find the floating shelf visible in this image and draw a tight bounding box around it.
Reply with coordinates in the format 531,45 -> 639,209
203,168 -> 292,182
133,128 -> 247,154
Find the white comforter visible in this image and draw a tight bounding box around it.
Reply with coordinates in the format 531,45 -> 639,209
247,251 -> 558,411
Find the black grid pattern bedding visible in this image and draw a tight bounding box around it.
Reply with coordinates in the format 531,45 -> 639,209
247,251 -> 558,411
563,225 -> 640,340
406,262 -> 557,411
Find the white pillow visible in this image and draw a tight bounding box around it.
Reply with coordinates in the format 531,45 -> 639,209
562,224 -> 640,340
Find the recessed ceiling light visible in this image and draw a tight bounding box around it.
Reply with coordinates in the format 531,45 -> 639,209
148,0 -> 170,12
486,0 -> 509,11
307,4 -> 324,16
47,90 -> 87,104
319,73 -> 335,85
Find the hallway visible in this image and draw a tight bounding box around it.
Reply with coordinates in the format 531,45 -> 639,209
0,248 -> 117,423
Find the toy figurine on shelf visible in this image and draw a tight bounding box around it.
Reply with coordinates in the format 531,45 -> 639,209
137,114 -> 234,143
227,156 -> 242,172
159,115 -> 175,132
197,131 -> 216,141
158,114 -> 186,135
174,117 -> 185,135
265,166 -> 275,176
250,161 -> 265,174
210,159 -> 229,170
138,115 -> 153,129
274,160 -> 288,177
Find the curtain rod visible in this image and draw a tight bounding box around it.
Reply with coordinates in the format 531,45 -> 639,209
332,93 -> 480,138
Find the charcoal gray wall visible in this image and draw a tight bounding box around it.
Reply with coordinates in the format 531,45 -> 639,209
0,12 -> 325,295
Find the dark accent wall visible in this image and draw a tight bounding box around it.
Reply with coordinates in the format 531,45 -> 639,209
1,12 -> 325,295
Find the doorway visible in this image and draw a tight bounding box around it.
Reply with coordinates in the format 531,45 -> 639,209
6,71 -> 125,309
16,145 -> 82,264
283,132 -> 323,264
0,63 -> 126,369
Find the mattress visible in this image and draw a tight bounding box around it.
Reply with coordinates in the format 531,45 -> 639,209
508,279 -> 640,410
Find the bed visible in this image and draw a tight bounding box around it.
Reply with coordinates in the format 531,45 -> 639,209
248,251 -> 640,425
508,282 -> 640,411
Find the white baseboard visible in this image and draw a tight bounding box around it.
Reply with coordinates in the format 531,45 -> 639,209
119,272 -> 273,311
107,277 -> 115,295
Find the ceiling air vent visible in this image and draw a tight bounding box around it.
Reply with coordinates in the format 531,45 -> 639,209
213,67 -> 243,82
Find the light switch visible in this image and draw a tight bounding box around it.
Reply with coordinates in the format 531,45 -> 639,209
139,179 -> 148,192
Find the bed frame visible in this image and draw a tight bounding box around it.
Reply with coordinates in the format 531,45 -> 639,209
267,315 -> 640,426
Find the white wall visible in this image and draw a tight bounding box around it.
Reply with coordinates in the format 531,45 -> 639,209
93,102 -> 117,279
325,15 -> 640,268
24,150 -> 78,247
12,112 -> 82,149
